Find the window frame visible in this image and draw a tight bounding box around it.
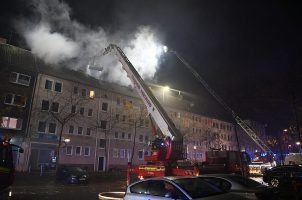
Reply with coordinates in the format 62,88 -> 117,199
48,122 -> 57,134
83,146 -> 90,156
4,93 -> 27,107
66,146 -> 73,156
37,121 -> 47,133
9,72 -> 31,86
75,146 -> 82,156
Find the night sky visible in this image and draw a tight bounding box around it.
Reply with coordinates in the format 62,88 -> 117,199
1,0 -> 302,134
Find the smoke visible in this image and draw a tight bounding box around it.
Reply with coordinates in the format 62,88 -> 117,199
15,0 -> 164,86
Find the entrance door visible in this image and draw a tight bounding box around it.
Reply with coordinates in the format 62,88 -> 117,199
98,157 -> 105,171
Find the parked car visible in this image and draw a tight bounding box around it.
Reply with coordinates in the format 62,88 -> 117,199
56,166 -> 88,184
263,165 -> 302,188
198,174 -> 273,199
124,176 -> 253,200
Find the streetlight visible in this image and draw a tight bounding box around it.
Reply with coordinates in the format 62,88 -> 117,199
296,141 -> 301,146
193,145 -> 197,162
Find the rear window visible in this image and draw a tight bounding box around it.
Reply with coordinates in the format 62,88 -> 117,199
229,176 -> 261,187
174,178 -> 224,198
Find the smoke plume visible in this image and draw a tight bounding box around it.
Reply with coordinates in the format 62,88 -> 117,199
16,0 -> 164,86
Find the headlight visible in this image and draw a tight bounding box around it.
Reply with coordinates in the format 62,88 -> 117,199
71,175 -> 77,179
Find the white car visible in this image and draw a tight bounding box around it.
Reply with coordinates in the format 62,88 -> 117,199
124,176 -> 253,200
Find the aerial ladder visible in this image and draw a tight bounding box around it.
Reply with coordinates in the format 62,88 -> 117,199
103,44 -> 196,179
170,50 -> 274,154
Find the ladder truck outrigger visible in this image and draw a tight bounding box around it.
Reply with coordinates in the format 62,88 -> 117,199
103,44 -> 199,181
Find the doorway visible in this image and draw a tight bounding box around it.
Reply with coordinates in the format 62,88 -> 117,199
98,157 -> 105,171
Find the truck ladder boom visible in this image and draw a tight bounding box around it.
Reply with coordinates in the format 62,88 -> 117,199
173,51 -> 273,154
103,44 -> 182,142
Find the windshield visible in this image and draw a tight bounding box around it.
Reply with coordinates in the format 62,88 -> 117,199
174,177 -> 225,198
68,167 -> 84,173
0,144 -> 13,168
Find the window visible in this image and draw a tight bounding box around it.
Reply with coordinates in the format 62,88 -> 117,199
121,132 -> 125,139
86,128 -> 91,136
113,148 -> 119,158
45,79 -> 53,90
68,125 -> 74,134
99,139 -> 106,148
88,109 -> 93,117
139,119 -> 143,127
148,180 -> 188,199
71,106 -> 76,114
54,82 -> 62,92
9,72 -> 31,86
78,127 -> 83,135
73,86 -> 78,95
101,102 -> 108,112
75,146 -> 81,156
100,120 -> 107,130
1,117 -> 23,130
48,123 -> 57,134
138,150 -> 144,160
89,90 -> 95,98
115,114 -> 120,122
120,149 -> 126,158
145,119 -> 149,127
128,133 -> 131,140
84,147 -> 90,156
139,135 -> 143,143
41,100 -> 50,111
122,115 -> 126,122
4,94 -> 27,107
145,136 -> 149,143
80,107 -> 84,115
130,181 -> 149,194
66,146 -> 73,155
114,132 -> 119,139
116,97 -> 121,105
81,89 -> 87,97
38,121 -> 46,133
51,102 -> 59,112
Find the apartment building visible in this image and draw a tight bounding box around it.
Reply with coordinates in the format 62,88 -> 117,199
0,43 -> 267,171
0,42 -> 37,170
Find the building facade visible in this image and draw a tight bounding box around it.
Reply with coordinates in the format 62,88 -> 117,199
0,43 -> 267,171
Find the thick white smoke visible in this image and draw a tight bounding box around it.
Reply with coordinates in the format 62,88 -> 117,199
16,0 -> 164,86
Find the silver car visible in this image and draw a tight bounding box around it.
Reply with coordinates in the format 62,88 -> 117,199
198,174 -> 273,199
124,176 -> 252,200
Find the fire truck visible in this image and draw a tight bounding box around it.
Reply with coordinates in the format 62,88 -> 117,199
103,44 -> 252,181
0,138 -> 23,199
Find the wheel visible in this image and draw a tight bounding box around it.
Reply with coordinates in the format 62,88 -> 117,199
270,178 -> 279,187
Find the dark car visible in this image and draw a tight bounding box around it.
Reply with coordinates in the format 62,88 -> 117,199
263,165 -> 302,188
56,166 -> 88,184
199,174 -> 273,199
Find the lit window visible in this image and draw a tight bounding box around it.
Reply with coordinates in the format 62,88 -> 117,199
1,117 -> 23,130
75,146 -> 81,156
89,90 -> 95,98
84,147 -> 90,156
66,146 -> 73,155
48,123 -> 57,134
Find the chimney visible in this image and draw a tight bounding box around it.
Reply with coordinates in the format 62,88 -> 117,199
0,37 -> 7,44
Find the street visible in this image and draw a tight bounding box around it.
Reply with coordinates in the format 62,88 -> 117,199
10,173 -> 126,200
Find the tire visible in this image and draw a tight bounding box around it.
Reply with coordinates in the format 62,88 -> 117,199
270,178 -> 279,187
